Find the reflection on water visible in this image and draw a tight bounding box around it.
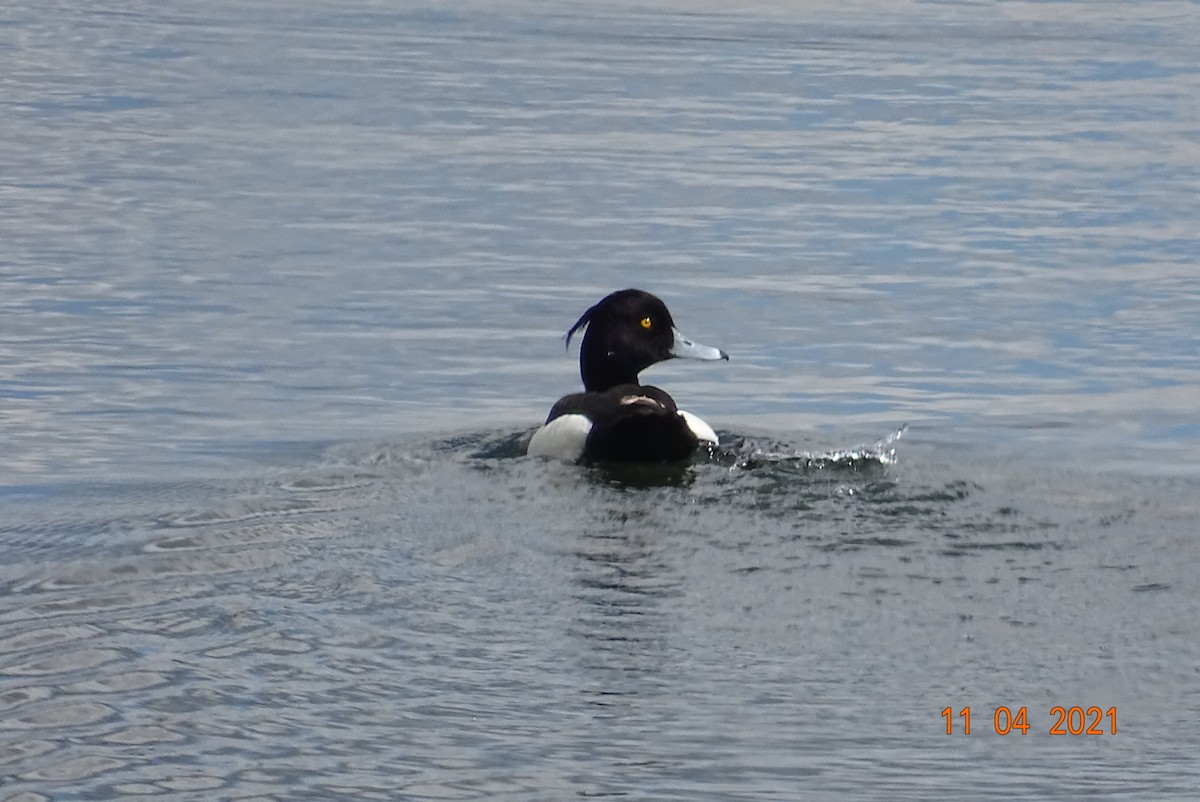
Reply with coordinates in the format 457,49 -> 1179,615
3,435 -> 1198,798
2,0 -> 1200,798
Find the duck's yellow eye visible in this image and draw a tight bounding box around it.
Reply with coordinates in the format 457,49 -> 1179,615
639,316 -> 653,330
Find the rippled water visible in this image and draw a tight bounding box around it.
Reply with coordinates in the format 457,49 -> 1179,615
3,1 -> 1199,799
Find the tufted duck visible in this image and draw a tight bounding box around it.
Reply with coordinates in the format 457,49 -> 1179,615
527,289 -> 728,463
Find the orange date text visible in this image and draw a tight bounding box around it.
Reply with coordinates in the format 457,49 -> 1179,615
941,706 -> 1116,735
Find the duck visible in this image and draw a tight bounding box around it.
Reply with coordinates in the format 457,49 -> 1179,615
527,289 -> 728,463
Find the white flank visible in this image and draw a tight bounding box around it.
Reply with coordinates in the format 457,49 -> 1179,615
527,414 -> 592,462
679,410 -> 718,445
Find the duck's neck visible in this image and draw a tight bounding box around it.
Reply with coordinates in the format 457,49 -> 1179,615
580,341 -> 641,392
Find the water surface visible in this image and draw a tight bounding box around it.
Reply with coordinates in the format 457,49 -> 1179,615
2,1 -> 1199,799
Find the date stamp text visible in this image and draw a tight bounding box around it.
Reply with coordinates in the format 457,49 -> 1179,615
942,706 -> 1116,735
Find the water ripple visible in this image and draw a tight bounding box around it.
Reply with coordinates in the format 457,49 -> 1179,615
3,1 -> 1200,799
